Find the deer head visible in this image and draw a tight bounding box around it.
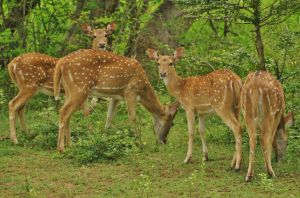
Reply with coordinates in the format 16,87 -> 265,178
147,47 -> 184,81
273,112 -> 294,161
81,22 -> 116,50
153,101 -> 179,144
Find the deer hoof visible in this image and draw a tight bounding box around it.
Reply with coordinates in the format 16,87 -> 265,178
57,147 -> 64,153
203,153 -> 209,161
245,175 -> 253,182
183,157 -> 191,164
10,137 -> 18,144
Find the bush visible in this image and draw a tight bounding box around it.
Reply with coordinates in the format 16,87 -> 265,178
18,121 -> 58,150
64,127 -> 137,164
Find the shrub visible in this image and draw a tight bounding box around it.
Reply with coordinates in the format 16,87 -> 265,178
18,121 -> 58,150
64,127 -> 137,164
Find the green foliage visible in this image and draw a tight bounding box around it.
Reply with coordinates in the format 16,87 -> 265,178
17,108 -> 58,150
259,173 -> 274,192
64,127 -> 137,164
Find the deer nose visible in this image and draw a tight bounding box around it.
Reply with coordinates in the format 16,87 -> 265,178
160,72 -> 167,78
99,43 -> 106,49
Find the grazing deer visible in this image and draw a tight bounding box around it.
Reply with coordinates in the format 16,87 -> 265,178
53,49 -> 179,152
241,71 -> 293,182
7,23 -> 116,144
147,48 -> 243,170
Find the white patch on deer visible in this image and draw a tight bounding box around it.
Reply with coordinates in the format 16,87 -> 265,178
196,103 -> 210,107
18,70 -> 25,80
163,78 -> 169,85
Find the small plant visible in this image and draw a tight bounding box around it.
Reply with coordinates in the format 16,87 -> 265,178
64,127 -> 136,164
133,173 -> 152,198
184,170 -> 198,198
24,172 -> 37,198
18,121 -> 58,150
259,173 -> 274,192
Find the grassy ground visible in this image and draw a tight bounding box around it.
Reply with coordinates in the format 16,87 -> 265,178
0,99 -> 299,198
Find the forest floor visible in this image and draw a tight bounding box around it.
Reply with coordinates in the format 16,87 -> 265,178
0,100 -> 299,198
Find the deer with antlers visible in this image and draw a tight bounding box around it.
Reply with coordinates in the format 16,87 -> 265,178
7,22 -> 116,144
53,49 -> 179,152
147,47 -> 243,169
241,71 -> 293,181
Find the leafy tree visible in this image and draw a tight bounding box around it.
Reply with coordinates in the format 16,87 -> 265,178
178,0 -> 300,70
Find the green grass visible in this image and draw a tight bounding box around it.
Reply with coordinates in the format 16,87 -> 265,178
0,100 -> 299,198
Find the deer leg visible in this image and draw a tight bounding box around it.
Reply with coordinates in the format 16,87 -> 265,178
18,105 -> 27,132
125,93 -> 138,136
261,114 -> 282,178
261,131 -> 275,178
65,118 -> 71,147
217,110 -> 242,170
58,95 -> 85,152
199,116 -> 208,161
184,110 -> 195,164
245,116 -> 257,182
105,98 -> 120,129
81,99 -> 90,117
9,90 -> 35,144
90,97 -> 98,110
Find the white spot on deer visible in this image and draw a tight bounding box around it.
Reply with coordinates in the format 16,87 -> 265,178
68,70 -> 74,82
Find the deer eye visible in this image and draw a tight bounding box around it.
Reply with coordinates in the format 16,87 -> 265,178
169,62 -> 173,66
157,62 -> 160,66
104,34 -> 108,38
93,35 -> 96,38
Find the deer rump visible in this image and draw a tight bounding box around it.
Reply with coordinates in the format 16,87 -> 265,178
242,75 -> 286,147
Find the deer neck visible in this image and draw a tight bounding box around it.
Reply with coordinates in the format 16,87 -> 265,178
164,70 -> 184,98
140,84 -> 167,118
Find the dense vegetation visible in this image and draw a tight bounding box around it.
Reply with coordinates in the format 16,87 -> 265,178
0,0 -> 299,197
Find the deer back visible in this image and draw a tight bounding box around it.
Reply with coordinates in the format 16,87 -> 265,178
177,69 -> 242,113
55,49 -> 150,96
8,53 -> 59,90
241,71 -> 285,121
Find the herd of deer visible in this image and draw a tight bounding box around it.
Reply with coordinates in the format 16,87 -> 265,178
6,23 -> 293,182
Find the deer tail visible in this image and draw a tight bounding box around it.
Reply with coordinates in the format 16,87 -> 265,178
53,60 -> 62,100
7,59 -> 19,85
232,77 -> 243,119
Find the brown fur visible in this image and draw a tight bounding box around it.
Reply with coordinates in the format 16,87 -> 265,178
8,24 -> 116,144
147,48 -> 243,169
241,71 -> 293,181
54,49 -> 179,152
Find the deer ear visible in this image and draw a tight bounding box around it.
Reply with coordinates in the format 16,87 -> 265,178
107,22 -> 116,34
285,112 -> 294,128
146,48 -> 158,60
173,47 -> 184,61
81,24 -> 93,35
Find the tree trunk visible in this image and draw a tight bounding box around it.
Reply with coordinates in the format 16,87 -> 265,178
89,0 -> 119,18
59,0 -> 86,55
124,0 -> 148,57
254,23 -> 266,70
252,0 -> 266,71
135,0 -> 195,61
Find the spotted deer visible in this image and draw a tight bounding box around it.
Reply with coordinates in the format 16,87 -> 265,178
241,71 -> 293,182
147,47 -> 243,169
53,49 -> 179,152
7,23 -> 116,144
